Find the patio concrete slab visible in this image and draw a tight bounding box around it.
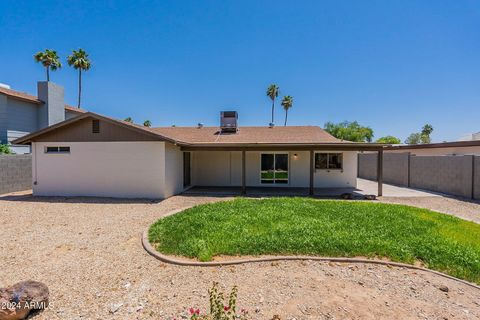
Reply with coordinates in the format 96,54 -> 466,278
183,179 -> 440,198
357,178 -> 441,197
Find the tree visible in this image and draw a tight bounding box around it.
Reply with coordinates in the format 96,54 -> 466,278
421,124 -> 433,143
67,49 -> 91,108
124,117 -> 133,123
281,95 -> 293,126
405,133 -> 422,145
143,120 -> 152,127
405,124 -> 434,144
376,135 -> 401,144
33,49 -> 62,81
266,84 -> 279,124
421,124 -> 433,137
324,121 -> 374,142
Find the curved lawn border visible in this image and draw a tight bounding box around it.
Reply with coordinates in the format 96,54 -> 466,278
142,207 -> 480,291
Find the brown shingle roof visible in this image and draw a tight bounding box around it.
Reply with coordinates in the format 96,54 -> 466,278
152,126 -> 343,145
64,104 -> 87,113
0,86 -> 42,104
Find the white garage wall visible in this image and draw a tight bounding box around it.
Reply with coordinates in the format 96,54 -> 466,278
192,150 -> 357,188
32,141 -> 166,198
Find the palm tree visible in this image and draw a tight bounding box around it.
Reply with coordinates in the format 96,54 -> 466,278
34,49 -> 62,81
67,49 -> 91,108
281,95 -> 293,126
124,117 -> 133,123
143,120 -> 152,127
266,84 -> 279,124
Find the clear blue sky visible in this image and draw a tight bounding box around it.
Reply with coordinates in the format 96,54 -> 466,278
1,1 -> 479,142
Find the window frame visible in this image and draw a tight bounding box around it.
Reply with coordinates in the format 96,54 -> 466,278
260,152 -> 289,184
44,146 -> 71,154
314,152 -> 343,171
92,119 -> 100,134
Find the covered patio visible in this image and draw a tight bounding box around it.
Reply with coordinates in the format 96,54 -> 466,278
180,144 -> 386,196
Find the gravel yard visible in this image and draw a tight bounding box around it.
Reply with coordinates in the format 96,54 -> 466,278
1,194 -> 479,320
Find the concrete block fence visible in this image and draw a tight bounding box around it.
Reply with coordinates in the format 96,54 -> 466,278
0,154 -> 32,194
358,152 -> 480,200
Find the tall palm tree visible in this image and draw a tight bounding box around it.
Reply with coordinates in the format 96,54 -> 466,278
281,95 -> 293,126
266,84 -> 279,124
143,120 -> 152,127
67,49 -> 91,108
34,49 -> 62,81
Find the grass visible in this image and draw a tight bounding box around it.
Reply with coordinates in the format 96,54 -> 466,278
148,198 -> 480,284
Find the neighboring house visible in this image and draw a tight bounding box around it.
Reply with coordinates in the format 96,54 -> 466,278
0,82 -> 85,153
458,132 -> 480,141
386,141 -> 480,156
13,111 -> 384,199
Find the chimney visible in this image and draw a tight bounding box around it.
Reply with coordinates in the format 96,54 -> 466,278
220,111 -> 238,133
37,81 -> 65,128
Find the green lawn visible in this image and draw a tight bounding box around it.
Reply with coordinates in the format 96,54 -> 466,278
148,198 -> 480,283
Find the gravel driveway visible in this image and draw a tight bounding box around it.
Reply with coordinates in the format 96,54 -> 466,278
1,194 -> 479,320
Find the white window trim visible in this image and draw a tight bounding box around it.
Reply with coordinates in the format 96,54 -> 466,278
260,152 -> 290,185
314,152 -> 344,172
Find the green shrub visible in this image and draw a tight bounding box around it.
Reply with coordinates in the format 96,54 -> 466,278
0,144 -> 12,154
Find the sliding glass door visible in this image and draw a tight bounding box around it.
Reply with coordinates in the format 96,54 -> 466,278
261,153 -> 289,184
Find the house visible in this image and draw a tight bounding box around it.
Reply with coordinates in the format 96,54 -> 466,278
13,111 -> 385,199
386,141 -> 480,156
0,82 -> 85,153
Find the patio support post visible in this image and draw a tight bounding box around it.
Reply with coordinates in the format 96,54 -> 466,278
241,149 -> 246,195
309,150 -> 314,195
377,149 -> 383,196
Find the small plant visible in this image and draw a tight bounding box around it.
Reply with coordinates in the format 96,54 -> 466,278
183,282 -> 249,320
0,144 -> 12,154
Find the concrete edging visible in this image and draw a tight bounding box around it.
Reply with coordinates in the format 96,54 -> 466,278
142,207 -> 480,291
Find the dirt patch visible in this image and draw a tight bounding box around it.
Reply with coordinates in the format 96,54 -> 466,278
0,195 -> 479,319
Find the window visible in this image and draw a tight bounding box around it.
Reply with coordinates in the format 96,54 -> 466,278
315,153 -> 343,170
45,146 -> 70,154
92,119 -> 100,133
261,153 -> 288,184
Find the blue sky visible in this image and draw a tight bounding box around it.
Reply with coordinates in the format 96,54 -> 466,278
1,1 -> 479,142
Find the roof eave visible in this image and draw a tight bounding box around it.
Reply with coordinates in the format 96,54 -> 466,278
12,112 -> 181,145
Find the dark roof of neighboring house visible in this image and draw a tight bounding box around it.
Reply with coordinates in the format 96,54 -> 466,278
0,86 -> 87,113
0,86 -> 42,104
387,140 -> 480,150
151,126 -> 342,145
13,112 -> 387,151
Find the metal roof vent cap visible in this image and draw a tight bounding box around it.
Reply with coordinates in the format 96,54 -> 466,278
269,122 -> 275,128
197,123 -> 203,128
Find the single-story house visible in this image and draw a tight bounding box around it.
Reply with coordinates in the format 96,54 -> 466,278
13,111 -> 386,199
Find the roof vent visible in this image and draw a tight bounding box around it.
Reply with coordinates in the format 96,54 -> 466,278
220,111 -> 238,133
0,83 -> 11,89
269,122 -> 275,128
197,122 -> 204,129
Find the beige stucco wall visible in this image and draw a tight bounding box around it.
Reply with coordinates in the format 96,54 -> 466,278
32,141 -> 166,198
164,142 -> 185,198
388,146 -> 480,156
192,150 -> 357,188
